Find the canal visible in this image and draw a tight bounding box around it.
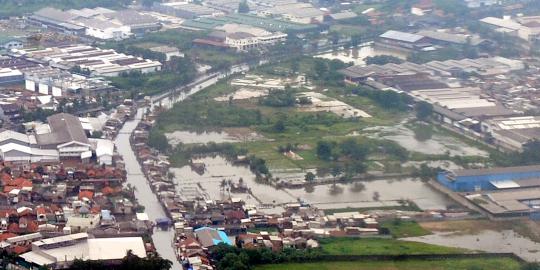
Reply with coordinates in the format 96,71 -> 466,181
115,109 -> 181,269
115,64 -> 251,269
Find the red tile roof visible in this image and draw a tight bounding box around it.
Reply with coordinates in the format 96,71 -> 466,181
11,245 -> 30,254
0,232 -> 17,242
78,190 -> 94,200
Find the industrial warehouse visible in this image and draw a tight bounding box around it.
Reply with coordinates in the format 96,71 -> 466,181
438,165 -> 540,218
13,45 -> 162,77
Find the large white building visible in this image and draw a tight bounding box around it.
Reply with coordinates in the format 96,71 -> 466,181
14,45 -> 162,77
24,68 -> 113,97
257,2 -> 324,24
480,16 -> 540,43
482,116 -> 540,151
28,7 -> 160,40
0,113 -> 114,164
216,23 -> 287,51
19,233 -> 146,269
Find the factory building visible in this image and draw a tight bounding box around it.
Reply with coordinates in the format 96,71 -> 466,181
152,2 -> 224,19
0,113 -> 114,164
14,45 -> 162,77
377,30 -> 432,52
481,116 -> 540,151
0,68 -> 24,85
437,165 -> 540,192
27,7 -> 160,40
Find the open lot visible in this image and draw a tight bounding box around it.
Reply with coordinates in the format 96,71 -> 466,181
254,258 -> 522,270
319,238 -> 468,256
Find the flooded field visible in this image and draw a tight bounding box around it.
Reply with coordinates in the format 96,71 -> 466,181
315,44 -> 408,66
286,179 -> 454,210
364,123 -> 488,157
170,156 -> 454,212
165,128 -> 264,146
404,230 -> 540,262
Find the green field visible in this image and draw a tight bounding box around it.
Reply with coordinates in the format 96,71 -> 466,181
381,220 -> 432,238
254,258 -> 522,270
319,238 -> 467,256
155,57 -> 490,172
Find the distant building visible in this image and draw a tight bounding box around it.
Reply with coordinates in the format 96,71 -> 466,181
480,16 -> 540,43
149,45 -> 184,61
215,23 -> 287,51
411,0 -> 433,16
24,67 -> 114,97
27,7 -> 160,40
324,11 -> 358,22
0,68 -> 24,85
416,30 -> 489,47
15,45 -> 162,77
0,36 -> 23,51
152,2 -> 224,19
465,0 -> 498,8
377,30 -> 432,51
437,165 -> 540,192
482,116 -> 540,151
257,2 -> 324,24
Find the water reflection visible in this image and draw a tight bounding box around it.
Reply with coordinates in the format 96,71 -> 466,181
171,156 -> 454,211
315,44 -> 408,66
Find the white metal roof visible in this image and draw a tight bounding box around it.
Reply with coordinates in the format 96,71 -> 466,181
20,251 -> 56,266
0,130 -> 37,145
490,180 -> 520,189
380,30 -> 425,43
480,17 -> 522,30
87,237 -> 146,260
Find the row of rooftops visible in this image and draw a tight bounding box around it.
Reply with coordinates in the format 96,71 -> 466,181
11,45 -> 162,77
341,57 -> 525,80
29,7 -> 160,33
380,29 -> 487,46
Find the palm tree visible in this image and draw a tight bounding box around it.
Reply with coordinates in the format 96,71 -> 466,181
167,172 -> 175,182
220,179 -> 227,193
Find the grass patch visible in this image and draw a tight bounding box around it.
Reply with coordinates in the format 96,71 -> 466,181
320,238 -> 468,256
381,220 -> 432,238
254,258 -> 522,270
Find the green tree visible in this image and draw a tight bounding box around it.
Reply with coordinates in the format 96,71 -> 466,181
365,55 -> 404,65
304,172 -> 316,182
415,101 -> 433,120
331,164 -> 342,178
316,141 -> 333,161
238,0 -> 249,13
148,130 -> 169,152
272,119 -> 286,133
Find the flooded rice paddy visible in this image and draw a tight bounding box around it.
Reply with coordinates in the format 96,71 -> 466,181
364,123 -> 488,157
170,156 -> 454,213
165,128 -> 264,146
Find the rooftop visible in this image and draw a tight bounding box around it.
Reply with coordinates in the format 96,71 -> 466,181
451,165 -> 540,177
380,30 -> 426,43
36,113 -> 89,146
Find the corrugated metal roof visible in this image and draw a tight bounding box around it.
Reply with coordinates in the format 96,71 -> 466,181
380,30 -> 425,43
